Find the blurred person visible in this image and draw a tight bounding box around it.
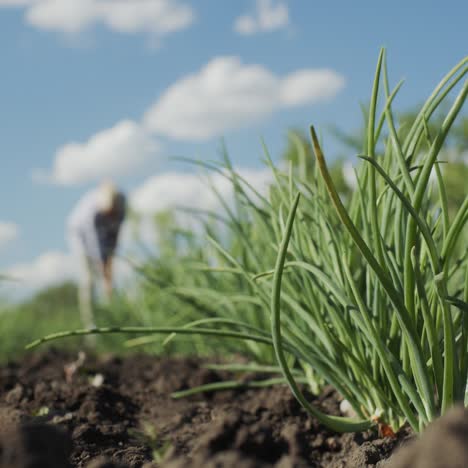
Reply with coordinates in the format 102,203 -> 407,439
67,181 -> 126,332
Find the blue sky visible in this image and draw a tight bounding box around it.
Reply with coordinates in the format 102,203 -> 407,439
0,0 -> 467,297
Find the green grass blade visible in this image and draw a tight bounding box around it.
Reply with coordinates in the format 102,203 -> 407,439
270,192 -> 373,432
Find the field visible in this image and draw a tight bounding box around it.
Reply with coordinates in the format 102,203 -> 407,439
1,51 -> 467,467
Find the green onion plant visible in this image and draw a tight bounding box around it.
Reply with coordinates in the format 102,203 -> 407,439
27,49 -> 467,434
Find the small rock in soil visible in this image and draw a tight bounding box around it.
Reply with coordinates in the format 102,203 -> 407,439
386,404 -> 468,468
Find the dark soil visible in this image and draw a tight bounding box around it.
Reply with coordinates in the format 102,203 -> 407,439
0,348 -> 466,467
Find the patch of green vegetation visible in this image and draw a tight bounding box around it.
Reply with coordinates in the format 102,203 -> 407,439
0,282 -> 144,360
0,282 -> 82,361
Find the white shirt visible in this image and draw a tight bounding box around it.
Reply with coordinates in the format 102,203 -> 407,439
67,188 -> 125,262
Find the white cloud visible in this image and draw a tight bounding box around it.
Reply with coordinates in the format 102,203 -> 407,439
36,57 -> 343,185
6,250 -> 77,293
128,166 -> 274,246
234,0 -> 289,35
144,56 -> 345,141
131,172 -> 227,215
0,222 -> 19,248
5,249 -> 134,297
280,70 -> 345,106
33,120 -> 159,185
0,0 -> 195,38
97,0 -> 194,35
130,167 -> 273,215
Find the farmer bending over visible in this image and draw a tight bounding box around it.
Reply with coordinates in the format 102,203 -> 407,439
68,180 -> 126,330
